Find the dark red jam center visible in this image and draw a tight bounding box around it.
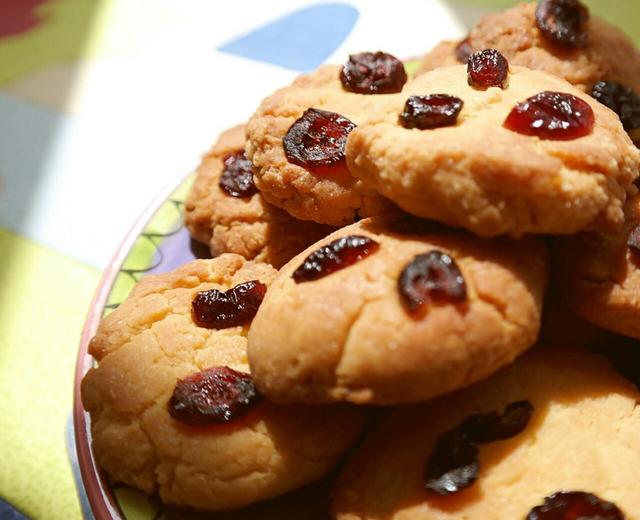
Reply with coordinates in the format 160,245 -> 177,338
399,94 -> 464,130
455,38 -> 473,63
192,280 -> 267,329
340,51 -> 407,94
293,235 -> 379,283
535,0 -> 589,48
169,366 -> 260,426
398,250 -> 467,313
283,108 -> 356,170
503,91 -> 594,140
591,81 -> 640,132
218,151 -> 257,198
627,223 -> 640,256
467,49 -> 509,90
527,491 -> 625,520
425,400 -> 534,496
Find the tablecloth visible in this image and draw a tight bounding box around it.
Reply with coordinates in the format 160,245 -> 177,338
1,1 -> 638,518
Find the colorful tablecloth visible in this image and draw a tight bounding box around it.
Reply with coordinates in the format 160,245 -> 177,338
1,1 -> 638,518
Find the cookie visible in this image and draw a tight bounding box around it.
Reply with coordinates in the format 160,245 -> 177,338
416,2 -> 640,94
557,192 -> 640,340
332,347 -> 640,519
245,64 -> 398,226
184,125 -> 333,268
81,255 -> 366,511
346,64 -> 640,237
247,214 -> 547,405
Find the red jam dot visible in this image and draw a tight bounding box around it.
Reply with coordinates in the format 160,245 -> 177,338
169,367 -> 260,426
399,95 -> 464,130
398,250 -> 467,313
293,235 -> 379,283
503,91 -> 594,140
467,49 -> 509,90
455,37 -> 473,63
192,280 -> 266,329
591,81 -> 640,134
536,0 -> 589,48
283,108 -> 356,170
219,151 -> 257,198
527,491 -> 625,520
340,51 -> 407,94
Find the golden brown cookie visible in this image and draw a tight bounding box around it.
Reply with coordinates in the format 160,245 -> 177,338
184,125 -> 333,268
245,65 -> 397,226
557,192 -> 640,340
346,64 -> 639,237
332,347 -> 640,519
247,215 -> 547,405
81,255 -> 366,511
416,2 -> 640,94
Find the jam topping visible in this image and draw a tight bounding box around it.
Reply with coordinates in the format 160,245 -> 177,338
293,235 -> 379,283
192,280 -> 267,329
425,400 -> 534,495
340,51 -> 407,94
283,108 -> 356,170
467,49 -> 509,90
399,94 -> 464,130
398,251 -> 467,313
527,491 -> 625,520
219,151 -> 258,198
504,91 -> 594,140
168,366 -> 260,425
591,81 -> 640,134
535,0 -> 589,48
455,38 -> 473,63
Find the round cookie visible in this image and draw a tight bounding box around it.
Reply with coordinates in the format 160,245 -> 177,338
557,192 -> 640,340
346,64 -> 640,237
332,347 -> 640,520
81,255 -> 366,511
245,65 -> 397,226
416,2 -> 640,94
247,214 -> 548,405
184,125 -> 333,268
416,40 -> 461,73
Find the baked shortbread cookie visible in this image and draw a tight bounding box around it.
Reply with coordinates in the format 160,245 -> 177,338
416,2 -> 640,94
346,64 -> 640,237
557,193 -> 640,340
248,215 -> 547,405
184,125 -> 333,268
245,62 -> 402,226
333,347 -> 640,519
81,256 -> 365,511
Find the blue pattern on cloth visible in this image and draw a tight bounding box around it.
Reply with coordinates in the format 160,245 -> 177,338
218,3 -> 358,71
0,497 -> 29,520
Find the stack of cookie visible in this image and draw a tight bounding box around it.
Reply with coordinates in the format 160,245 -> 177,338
82,1 -> 640,518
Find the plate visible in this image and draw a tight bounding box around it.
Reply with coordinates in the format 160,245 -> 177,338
72,176 -> 333,520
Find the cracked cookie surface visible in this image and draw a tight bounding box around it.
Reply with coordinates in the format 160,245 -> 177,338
245,65 -> 396,226
247,215 -> 548,405
81,255 -> 366,511
332,347 -> 640,520
346,65 -> 639,237
416,2 -> 640,94
557,193 -> 640,340
184,125 -> 333,268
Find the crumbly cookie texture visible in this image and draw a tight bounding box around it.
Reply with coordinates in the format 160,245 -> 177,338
346,65 -> 640,237
557,193 -> 640,340
184,125 -> 333,268
332,347 -> 640,520
247,215 -> 547,405
81,256 -> 365,511
245,65 -> 396,226
417,40 -> 461,73
416,2 -> 640,93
